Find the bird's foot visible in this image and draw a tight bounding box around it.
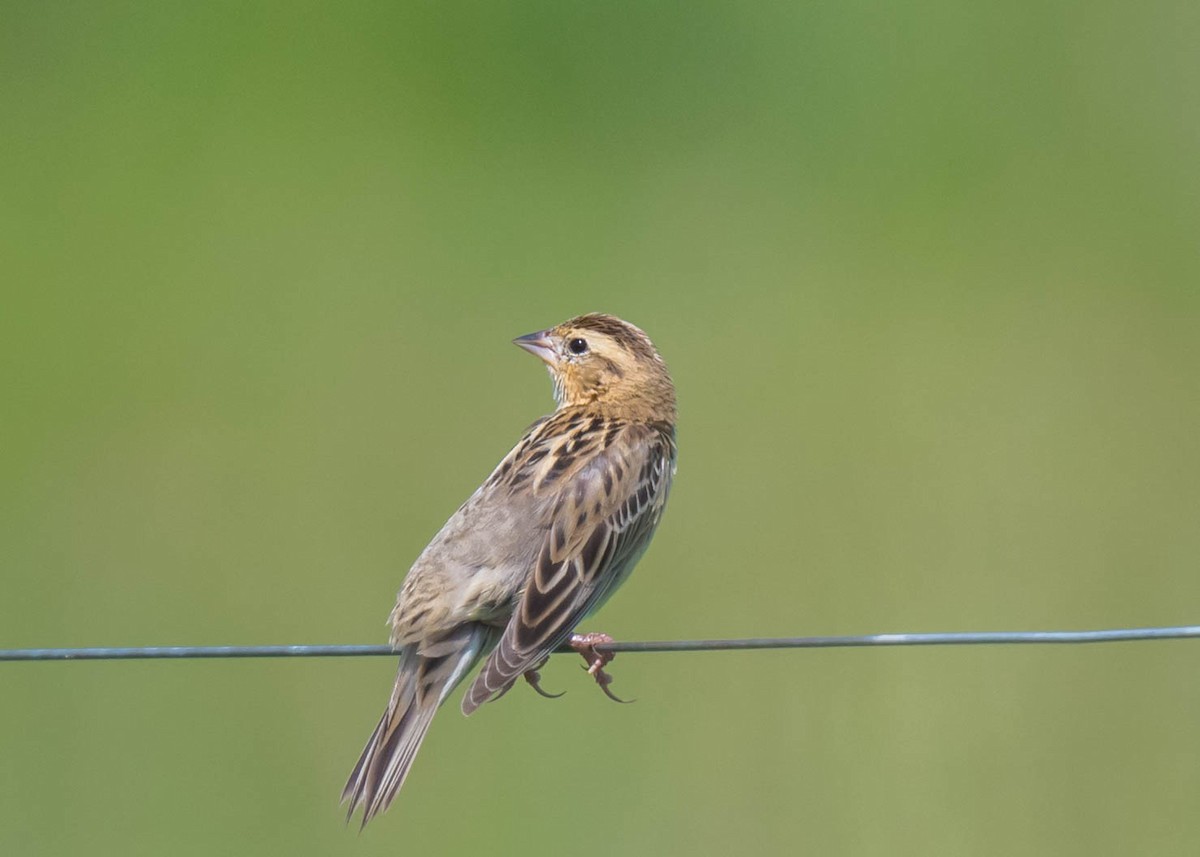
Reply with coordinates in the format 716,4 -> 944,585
570,632 -> 633,704
523,660 -> 564,700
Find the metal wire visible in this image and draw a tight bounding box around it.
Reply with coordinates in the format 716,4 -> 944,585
2,625 -> 1198,662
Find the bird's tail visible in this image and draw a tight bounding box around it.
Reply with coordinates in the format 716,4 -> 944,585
342,623 -> 494,826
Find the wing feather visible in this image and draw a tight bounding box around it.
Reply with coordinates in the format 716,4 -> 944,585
462,423 -> 675,714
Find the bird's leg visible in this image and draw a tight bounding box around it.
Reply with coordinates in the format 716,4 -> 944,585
570,632 -> 633,704
523,656 -> 564,700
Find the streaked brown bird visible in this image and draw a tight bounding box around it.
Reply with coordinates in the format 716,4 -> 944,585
342,313 -> 677,825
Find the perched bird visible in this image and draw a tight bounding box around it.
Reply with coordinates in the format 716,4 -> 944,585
342,313 -> 678,825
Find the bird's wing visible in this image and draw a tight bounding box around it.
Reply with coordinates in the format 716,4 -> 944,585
461,423 -> 674,714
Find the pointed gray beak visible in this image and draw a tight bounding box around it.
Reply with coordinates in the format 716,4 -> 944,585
513,330 -> 557,365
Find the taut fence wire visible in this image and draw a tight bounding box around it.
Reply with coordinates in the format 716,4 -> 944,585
2,625 -> 1198,662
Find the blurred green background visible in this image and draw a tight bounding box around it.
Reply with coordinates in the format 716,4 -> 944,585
2,2 -> 1198,855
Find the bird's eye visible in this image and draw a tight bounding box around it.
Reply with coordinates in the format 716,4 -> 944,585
567,337 -> 589,355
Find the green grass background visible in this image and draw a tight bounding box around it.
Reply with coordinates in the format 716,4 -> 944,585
2,3 -> 1198,855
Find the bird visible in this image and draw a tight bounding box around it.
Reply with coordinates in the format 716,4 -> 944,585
342,313 -> 678,826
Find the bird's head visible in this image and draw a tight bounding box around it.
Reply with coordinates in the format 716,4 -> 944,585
514,313 -> 676,421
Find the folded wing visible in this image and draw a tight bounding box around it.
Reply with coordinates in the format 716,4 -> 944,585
461,423 -> 674,714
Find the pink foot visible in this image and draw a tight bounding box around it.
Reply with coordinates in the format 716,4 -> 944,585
569,632 -> 633,704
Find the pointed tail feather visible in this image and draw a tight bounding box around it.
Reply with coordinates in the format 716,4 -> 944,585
342,624 -> 494,826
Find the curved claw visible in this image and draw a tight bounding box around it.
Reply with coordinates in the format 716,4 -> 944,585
594,670 -> 635,705
570,632 -> 635,704
523,668 -> 565,700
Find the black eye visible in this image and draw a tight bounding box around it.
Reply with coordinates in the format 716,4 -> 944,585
567,337 -> 589,355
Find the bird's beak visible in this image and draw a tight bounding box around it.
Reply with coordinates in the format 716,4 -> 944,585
513,330 -> 557,365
